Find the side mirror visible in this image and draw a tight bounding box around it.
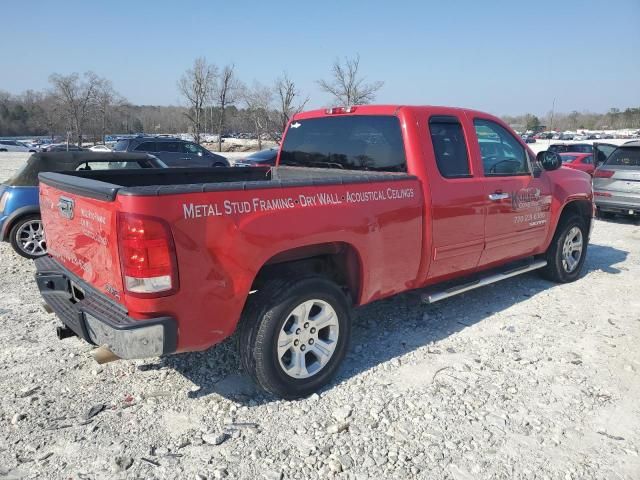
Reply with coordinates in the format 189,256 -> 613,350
536,150 -> 562,171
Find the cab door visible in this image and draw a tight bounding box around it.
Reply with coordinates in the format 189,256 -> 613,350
469,115 -> 551,267
420,111 -> 487,282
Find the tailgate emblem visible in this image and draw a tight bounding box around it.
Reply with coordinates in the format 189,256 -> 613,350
58,197 -> 75,219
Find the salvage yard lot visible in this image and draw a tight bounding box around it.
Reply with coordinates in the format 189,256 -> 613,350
0,153 -> 639,479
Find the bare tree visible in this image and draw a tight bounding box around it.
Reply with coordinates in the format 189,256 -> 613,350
95,80 -> 127,143
318,54 -> 383,106
49,71 -> 102,146
243,82 -> 273,150
215,64 -> 239,151
178,57 -> 217,144
275,73 -> 308,134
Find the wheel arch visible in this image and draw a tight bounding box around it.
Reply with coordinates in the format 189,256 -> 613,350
249,242 -> 363,306
558,198 -> 593,232
1,206 -> 41,241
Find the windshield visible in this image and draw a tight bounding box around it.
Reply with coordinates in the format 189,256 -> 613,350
280,115 -> 406,171
605,147 -> 640,167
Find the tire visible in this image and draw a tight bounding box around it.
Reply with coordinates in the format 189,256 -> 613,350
9,214 -> 47,259
239,275 -> 351,399
0,149 -> 7,152
540,214 -> 588,283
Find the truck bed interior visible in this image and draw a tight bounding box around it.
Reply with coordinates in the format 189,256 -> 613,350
39,167 -> 414,201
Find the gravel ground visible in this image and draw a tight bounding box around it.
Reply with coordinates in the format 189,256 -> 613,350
1,152 -> 639,479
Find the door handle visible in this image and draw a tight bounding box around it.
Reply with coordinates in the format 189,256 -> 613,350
488,192 -> 510,201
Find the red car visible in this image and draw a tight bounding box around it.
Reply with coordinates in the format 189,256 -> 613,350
35,105 -> 593,398
560,152 -> 595,175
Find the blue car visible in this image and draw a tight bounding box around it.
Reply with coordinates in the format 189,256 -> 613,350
0,152 -> 167,259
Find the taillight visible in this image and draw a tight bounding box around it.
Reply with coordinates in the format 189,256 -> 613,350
594,169 -> 614,178
117,213 -> 179,297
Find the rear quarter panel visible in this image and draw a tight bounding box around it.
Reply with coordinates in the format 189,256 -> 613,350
119,179 -> 424,352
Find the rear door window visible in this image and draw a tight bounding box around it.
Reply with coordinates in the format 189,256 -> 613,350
474,119 -> 530,176
571,144 -> 593,153
581,155 -> 593,164
596,143 -> 617,164
183,142 -> 205,155
428,116 -> 471,178
113,140 -> 130,151
279,115 -> 406,171
158,141 -> 181,153
134,141 -> 157,153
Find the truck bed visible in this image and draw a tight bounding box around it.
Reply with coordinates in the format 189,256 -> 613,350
39,166 -> 415,201
38,165 -> 424,352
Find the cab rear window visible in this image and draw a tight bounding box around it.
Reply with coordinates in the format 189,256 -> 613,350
279,115 -> 406,172
605,148 -> 640,167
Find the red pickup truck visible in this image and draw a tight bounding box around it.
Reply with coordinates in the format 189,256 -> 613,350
35,105 -> 593,398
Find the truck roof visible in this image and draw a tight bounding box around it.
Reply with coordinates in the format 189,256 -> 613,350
293,104 -> 488,121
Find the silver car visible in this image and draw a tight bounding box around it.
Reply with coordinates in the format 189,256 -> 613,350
594,141 -> 640,217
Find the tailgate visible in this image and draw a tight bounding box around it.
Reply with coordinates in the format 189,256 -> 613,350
39,181 -> 123,302
608,167 -> 640,194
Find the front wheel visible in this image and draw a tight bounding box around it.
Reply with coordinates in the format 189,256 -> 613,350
239,275 -> 351,399
9,214 -> 47,259
540,215 -> 588,283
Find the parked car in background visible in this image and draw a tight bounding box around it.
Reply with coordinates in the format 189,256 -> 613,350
0,152 -> 166,259
113,136 -> 229,167
521,134 -> 536,144
0,140 -> 31,152
547,143 -> 617,165
41,144 -> 86,152
234,148 -> 279,167
89,144 -> 111,152
560,152 -> 595,175
593,141 -> 640,218
17,141 -> 41,152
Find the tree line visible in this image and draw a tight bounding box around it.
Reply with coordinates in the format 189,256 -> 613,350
503,107 -> 640,133
1,56 -> 638,148
0,55 -> 383,149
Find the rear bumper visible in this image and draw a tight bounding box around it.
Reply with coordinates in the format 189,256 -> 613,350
595,198 -> 640,215
34,256 -> 177,359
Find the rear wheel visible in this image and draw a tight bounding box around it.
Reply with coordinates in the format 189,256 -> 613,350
9,214 -> 47,259
540,215 -> 587,283
239,275 -> 351,399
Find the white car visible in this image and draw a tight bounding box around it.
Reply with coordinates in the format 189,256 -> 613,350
0,140 -> 31,152
89,144 -> 111,152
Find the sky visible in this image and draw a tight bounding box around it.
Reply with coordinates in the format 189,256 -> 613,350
1,0 -> 639,116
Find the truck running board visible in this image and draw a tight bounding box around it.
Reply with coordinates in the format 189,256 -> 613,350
422,259 -> 547,304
